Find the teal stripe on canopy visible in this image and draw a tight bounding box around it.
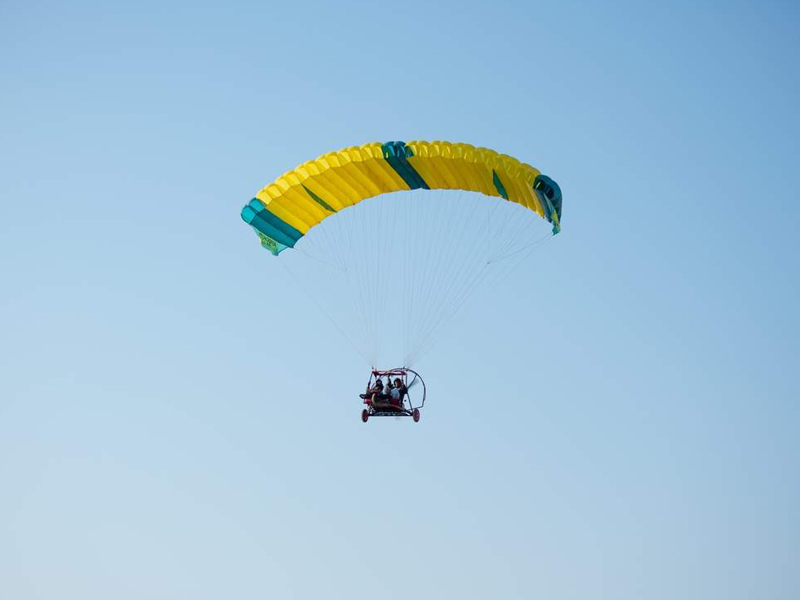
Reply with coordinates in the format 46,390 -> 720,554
533,175 -> 562,221
241,199 -> 303,249
302,184 -> 336,213
492,170 -> 509,200
381,141 -> 430,190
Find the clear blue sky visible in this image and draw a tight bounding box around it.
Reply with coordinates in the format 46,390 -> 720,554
1,1 -> 798,598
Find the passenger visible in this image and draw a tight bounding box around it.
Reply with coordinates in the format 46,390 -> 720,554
361,378 -> 386,404
390,377 -> 407,404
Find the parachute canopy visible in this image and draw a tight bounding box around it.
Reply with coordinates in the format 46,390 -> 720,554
240,140 -> 563,367
241,141 -> 562,255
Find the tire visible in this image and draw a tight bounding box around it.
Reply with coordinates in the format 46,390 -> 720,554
412,408 -> 420,423
361,408 -> 369,423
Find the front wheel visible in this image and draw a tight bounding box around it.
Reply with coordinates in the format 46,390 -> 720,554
412,408 -> 420,423
361,409 -> 369,423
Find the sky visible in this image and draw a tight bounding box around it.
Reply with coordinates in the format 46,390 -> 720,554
1,1 -> 798,598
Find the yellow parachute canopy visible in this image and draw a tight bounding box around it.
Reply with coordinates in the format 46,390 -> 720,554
241,141 -> 562,255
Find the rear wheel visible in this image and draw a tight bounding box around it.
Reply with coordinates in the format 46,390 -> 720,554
412,408 -> 420,423
361,409 -> 369,423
